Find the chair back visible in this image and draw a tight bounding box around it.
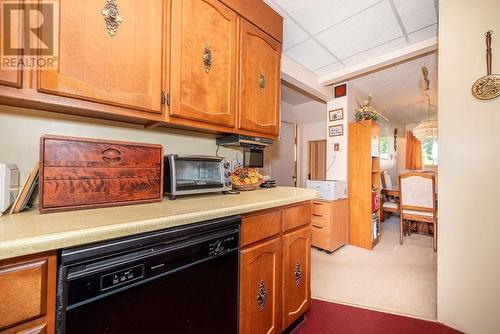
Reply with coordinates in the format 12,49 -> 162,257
381,170 -> 393,188
399,172 -> 436,213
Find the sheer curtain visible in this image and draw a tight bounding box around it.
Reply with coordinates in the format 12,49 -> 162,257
405,131 -> 422,170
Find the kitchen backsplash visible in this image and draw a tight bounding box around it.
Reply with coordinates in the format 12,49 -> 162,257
0,105 -> 242,182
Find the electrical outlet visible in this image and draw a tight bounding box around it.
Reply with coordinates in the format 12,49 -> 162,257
334,143 -> 340,151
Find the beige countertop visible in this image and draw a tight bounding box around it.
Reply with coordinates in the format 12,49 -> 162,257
0,187 -> 317,261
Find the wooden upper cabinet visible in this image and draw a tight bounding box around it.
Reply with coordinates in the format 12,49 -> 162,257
38,0 -> 164,114
170,0 -> 238,127
282,226 -> 311,330
239,19 -> 281,137
240,237 -> 281,334
0,4 -> 22,89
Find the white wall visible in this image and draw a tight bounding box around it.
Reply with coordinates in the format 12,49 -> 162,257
438,1 -> 500,333
297,121 -> 326,187
0,106 -> 240,182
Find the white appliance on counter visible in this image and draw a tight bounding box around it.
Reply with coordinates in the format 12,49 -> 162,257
306,180 -> 347,201
0,164 -> 20,215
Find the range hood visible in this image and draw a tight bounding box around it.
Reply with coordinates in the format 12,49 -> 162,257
216,134 -> 273,147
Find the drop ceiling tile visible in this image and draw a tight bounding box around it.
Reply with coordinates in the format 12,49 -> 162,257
285,39 -> 337,71
408,24 -> 438,44
272,0 -> 379,35
283,18 -> 309,50
393,0 -> 437,33
316,1 -> 403,59
342,37 -> 407,67
314,62 -> 345,76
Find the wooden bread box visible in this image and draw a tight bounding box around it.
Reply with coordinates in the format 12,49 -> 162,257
39,135 -> 163,213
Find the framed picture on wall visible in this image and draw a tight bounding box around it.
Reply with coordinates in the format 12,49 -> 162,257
329,108 -> 344,121
329,124 -> 344,137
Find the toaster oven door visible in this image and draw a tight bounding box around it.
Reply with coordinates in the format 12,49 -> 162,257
174,158 -> 224,191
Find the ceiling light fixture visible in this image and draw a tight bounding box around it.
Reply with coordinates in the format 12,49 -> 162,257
412,65 -> 438,141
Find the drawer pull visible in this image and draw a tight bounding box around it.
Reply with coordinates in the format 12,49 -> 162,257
313,202 -> 324,205
256,280 -> 267,312
312,224 -> 324,229
312,213 -> 323,217
102,148 -> 122,163
101,0 -> 123,37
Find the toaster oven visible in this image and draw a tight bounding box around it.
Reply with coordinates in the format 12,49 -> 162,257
164,155 -> 232,199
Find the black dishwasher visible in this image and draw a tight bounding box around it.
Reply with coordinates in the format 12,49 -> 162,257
56,216 -> 240,334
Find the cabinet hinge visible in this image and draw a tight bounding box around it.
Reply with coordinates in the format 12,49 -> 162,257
161,92 -> 170,106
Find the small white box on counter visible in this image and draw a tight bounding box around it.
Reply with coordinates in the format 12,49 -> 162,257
306,180 -> 347,201
0,163 -> 20,215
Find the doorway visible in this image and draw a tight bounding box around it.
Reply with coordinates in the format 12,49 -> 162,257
308,140 -> 326,180
268,122 -> 297,187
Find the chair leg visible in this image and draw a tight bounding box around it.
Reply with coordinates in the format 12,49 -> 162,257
400,216 -> 404,245
433,221 -> 437,252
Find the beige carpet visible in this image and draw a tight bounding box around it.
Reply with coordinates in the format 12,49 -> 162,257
311,216 -> 437,320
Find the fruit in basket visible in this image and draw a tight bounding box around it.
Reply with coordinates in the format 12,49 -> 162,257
231,167 -> 263,187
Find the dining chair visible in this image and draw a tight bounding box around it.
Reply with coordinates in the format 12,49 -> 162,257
399,172 -> 437,252
381,171 -> 399,221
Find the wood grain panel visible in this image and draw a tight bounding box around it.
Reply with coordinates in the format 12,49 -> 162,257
0,252 -> 56,334
283,203 -> 311,232
0,2 -> 22,89
170,0 -> 237,127
39,135 -> 163,213
241,209 -> 282,248
239,19 -> 281,136
311,223 -> 331,251
240,237 -> 281,334
219,0 -> 283,43
282,226 -> 311,329
38,0 -> 164,113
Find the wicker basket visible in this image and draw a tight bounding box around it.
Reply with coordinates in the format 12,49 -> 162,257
232,182 -> 262,191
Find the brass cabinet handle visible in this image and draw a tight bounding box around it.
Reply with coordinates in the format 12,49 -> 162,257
203,44 -> 214,73
312,224 -> 324,229
101,0 -> 123,36
294,261 -> 302,286
256,280 -> 267,312
258,73 -> 266,93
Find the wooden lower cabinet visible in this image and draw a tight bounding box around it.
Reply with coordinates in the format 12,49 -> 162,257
240,237 -> 282,334
0,252 -> 56,334
282,226 -> 311,329
311,199 -> 348,252
240,202 -> 311,334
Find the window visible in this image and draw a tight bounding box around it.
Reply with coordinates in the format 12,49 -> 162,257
380,136 -> 390,160
422,138 -> 438,166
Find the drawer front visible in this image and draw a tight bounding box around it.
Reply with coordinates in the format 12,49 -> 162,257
242,209 -> 282,247
42,179 -> 162,208
42,137 -> 162,168
0,259 -> 48,331
283,203 -> 311,232
311,223 -> 331,251
311,214 -> 329,228
312,201 -> 330,217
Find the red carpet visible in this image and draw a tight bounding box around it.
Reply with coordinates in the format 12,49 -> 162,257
293,299 -> 462,334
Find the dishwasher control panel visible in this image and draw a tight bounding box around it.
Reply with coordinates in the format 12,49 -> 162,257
101,264 -> 145,291
208,236 -> 237,257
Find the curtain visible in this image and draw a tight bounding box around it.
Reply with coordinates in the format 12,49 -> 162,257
406,131 -> 422,170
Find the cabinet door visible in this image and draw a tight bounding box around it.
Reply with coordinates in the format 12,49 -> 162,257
38,0 -> 164,114
239,19 -> 281,137
282,226 -> 311,330
240,237 -> 281,334
0,5 -> 22,88
170,0 -> 237,127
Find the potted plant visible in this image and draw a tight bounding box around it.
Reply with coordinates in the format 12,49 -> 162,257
354,93 -> 378,122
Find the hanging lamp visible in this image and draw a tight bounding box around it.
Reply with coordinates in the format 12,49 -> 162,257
412,65 -> 438,141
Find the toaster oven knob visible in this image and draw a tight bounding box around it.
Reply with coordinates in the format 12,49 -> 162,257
223,161 -> 230,169
225,171 -> 231,178
225,180 -> 232,187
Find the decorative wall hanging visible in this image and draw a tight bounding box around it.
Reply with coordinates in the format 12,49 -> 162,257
334,84 -> 347,98
354,93 -> 378,122
393,128 -> 398,151
101,0 -> 123,37
472,30 -> 500,100
329,124 -> 343,137
329,108 -> 344,121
